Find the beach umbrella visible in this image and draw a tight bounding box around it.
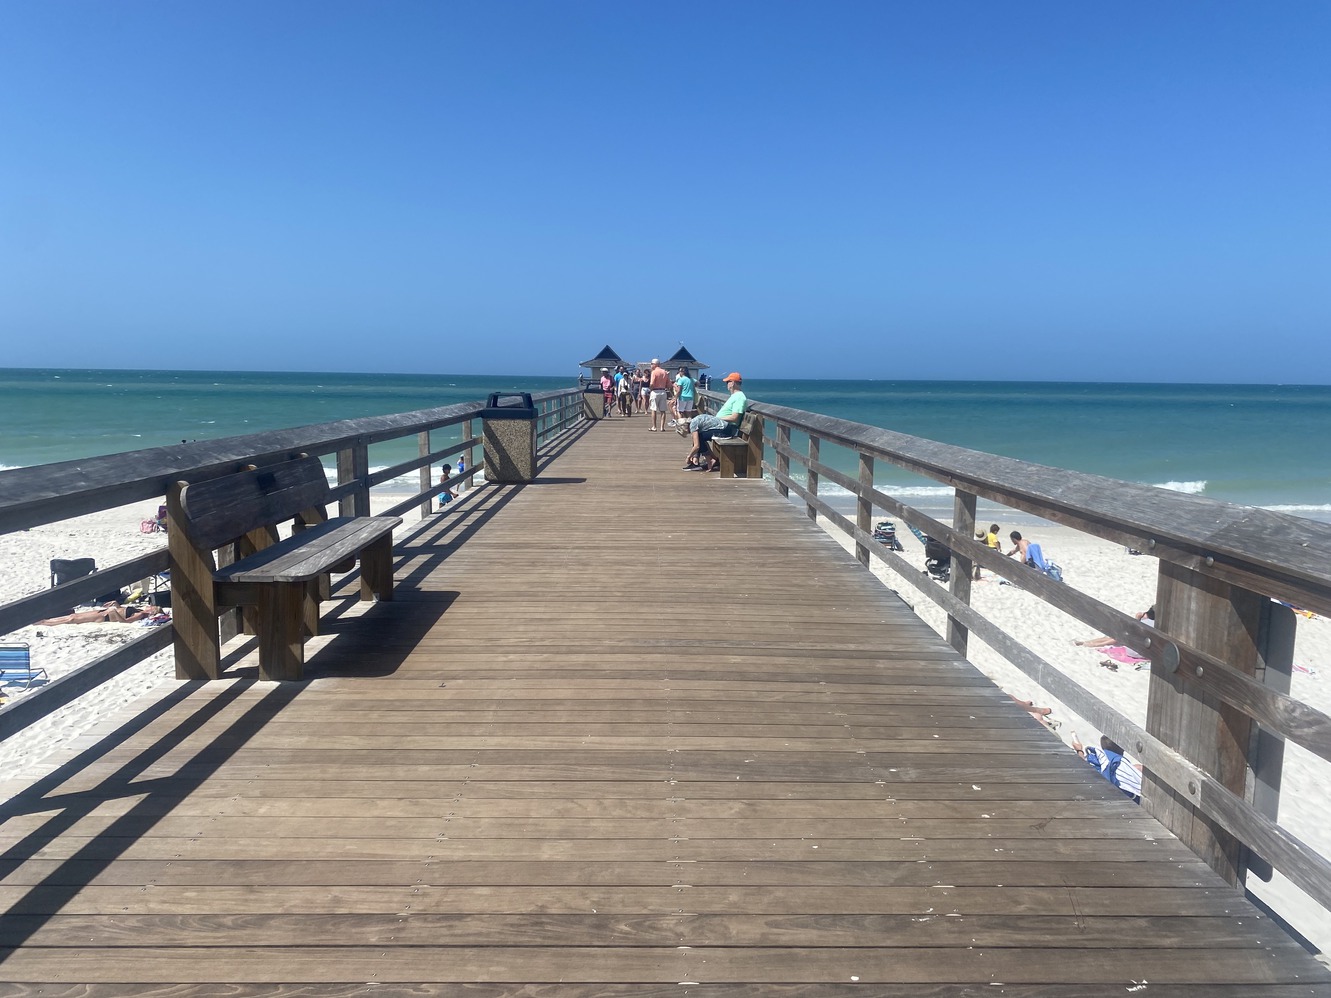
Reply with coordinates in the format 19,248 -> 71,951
665,345 -> 708,371
580,344 -> 626,373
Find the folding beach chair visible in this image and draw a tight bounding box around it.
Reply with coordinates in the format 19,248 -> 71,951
0,644 -> 48,690
49,557 -> 123,606
50,558 -> 97,588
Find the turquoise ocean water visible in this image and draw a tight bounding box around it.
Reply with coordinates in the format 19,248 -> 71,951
2,369 -> 1328,522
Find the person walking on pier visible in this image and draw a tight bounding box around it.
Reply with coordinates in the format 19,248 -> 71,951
648,358 -> 672,431
616,366 -> 633,416
672,366 -> 695,434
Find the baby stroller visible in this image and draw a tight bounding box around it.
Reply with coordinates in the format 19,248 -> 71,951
923,537 -> 952,583
906,524 -> 952,583
872,520 -> 904,551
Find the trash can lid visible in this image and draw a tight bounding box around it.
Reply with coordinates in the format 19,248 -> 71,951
482,392 -> 538,419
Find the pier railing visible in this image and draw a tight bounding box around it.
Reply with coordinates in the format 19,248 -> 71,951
0,387 -> 585,738
698,389 -> 1331,925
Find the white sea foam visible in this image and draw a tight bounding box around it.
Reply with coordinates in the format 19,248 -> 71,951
783,481 -> 961,504
1265,504 -> 1331,513
359,465 -> 485,492
1152,480 -> 1207,494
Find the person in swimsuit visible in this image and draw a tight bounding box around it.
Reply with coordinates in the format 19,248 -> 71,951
39,602 -> 159,626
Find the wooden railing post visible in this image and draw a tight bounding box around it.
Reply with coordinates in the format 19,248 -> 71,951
947,489 -> 977,655
418,430 -> 432,520
776,423 -> 790,498
338,443 -> 370,517
1145,562 -> 1265,885
461,419 -> 476,493
807,435 -> 820,522
856,453 -> 873,568
747,416 -> 764,480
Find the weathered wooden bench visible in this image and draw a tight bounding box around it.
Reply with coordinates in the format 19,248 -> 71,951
709,412 -> 762,478
167,456 -> 402,682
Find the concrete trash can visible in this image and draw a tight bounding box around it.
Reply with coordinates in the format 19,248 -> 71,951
482,392 -> 539,483
582,385 -> 607,420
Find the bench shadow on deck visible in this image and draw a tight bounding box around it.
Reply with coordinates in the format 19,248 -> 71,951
0,416 -> 1328,993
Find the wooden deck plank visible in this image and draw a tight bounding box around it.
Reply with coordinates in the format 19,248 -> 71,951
1,417 -> 1326,991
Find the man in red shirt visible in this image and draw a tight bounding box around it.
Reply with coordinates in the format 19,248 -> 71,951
647,358 -> 673,432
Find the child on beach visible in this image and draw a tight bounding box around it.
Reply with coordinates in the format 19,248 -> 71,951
437,464 -> 455,511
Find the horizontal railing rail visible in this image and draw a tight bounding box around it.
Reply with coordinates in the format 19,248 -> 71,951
698,388 -> 1331,925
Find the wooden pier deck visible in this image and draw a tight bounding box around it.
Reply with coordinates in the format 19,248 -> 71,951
1,416 -> 1328,994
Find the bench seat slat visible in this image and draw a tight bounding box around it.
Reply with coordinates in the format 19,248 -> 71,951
214,516 -> 401,585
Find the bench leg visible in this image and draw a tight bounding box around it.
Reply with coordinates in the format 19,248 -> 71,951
257,582 -> 305,682
303,579 -> 321,638
360,535 -> 394,602
716,446 -> 748,479
168,513 -> 223,681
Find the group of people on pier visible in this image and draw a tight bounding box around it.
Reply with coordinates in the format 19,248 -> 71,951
595,361 -> 748,473
596,357 -> 714,428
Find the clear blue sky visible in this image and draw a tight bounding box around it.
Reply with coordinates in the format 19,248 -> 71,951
2,1 -> 1327,382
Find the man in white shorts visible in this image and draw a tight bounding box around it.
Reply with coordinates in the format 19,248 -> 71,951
647,358 -> 672,431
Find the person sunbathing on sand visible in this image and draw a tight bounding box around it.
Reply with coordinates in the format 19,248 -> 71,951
1074,607 -> 1154,646
39,602 -> 159,626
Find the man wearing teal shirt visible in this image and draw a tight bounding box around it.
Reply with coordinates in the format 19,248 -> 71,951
683,372 -> 746,471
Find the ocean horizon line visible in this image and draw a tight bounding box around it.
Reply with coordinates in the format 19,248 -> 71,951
5,365 -> 1330,390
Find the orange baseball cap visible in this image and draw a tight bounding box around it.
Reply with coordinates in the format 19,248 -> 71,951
722,371 -> 743,382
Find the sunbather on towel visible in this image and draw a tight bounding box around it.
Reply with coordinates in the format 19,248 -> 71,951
39,602 -> 159,626
1075,607 -> 1155,647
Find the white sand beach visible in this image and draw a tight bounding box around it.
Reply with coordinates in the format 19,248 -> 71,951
2,491 -> 1328,953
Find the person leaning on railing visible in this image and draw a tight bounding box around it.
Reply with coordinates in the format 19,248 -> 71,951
682,372 -> 746,472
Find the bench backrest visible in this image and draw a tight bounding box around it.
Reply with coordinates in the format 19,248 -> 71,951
175,456 -> 331,551
736,412 -> 758,438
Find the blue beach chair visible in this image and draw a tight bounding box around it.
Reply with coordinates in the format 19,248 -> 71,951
0,644 -> 47,690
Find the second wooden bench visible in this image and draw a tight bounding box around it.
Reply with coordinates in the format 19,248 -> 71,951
709,412 -> 762,478
167,456 -> 402,682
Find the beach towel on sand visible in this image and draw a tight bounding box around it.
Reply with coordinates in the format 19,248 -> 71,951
1102,645 -> 1148,665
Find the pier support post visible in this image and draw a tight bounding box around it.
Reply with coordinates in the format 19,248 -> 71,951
462,420 -> 477,491
806,436 -> 820,522
856,453 -> 873,568
947,489 -> 977,656
338,443 -> 370,518
776,423 -> 790,498
1146,562 -> 1263,885
418,431 -> 432,520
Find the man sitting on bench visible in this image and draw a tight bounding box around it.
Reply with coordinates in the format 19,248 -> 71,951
682,372 -> 746,472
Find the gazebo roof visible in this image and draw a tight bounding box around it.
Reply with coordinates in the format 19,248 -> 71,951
665,345 -> 708,370
580,345 -> 625,370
